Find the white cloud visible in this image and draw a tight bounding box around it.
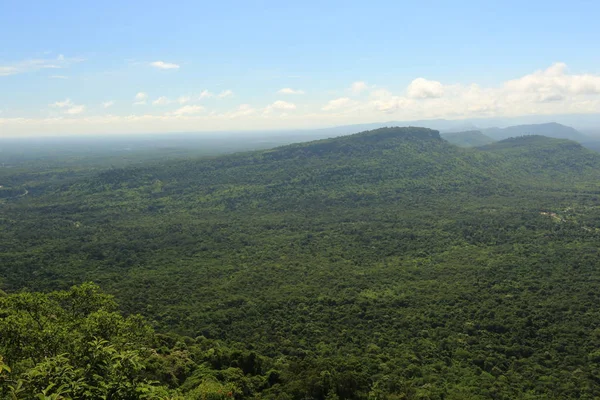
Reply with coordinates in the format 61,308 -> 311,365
50,75 -> 68,79
134,92 -> 148,105
406,78 -> 444,99
102,101 -> 115,109
150,61 -> 180,70
171,105 -> 205,116
51,99 -> 74,108
350,81 -> 369,95
199,90 -> 213,99
0,54 -> 84,77
5,62 -> 600,137
278,88 -> 305,95
0,67 -> 19,76
322,97 -> 359,111
316,63 -> 600,119
368,89 -> 413,113
505,62 -> 600,98
218,90 -> 234,98
225,104 -> 257,118
264,100 -> 296,114
64,105 -> 85,115
50,99 -> 85,115
152,96 -> 171,106
177,96 -> 191,104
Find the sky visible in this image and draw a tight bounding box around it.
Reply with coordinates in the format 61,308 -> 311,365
1,0 -> 600,137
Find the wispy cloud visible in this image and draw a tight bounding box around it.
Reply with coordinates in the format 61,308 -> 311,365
0,54 -> 84,77
225,104 -> 257,118
152,95 -> 192,105
0,67 -> 19,76
350,81 -> 370,95
150,61 -> 180,70
50,75 -> 68,80
50,98 -> 85,115
199,90 -> 213,99
218,90 -> 234,98
264,100 -> 296,114
5,62 -> 600,137
322,97 -> 358,111
171,105 -> 205,116
64,105 -> 85,115
51,99 -> 74,108
278,88 -> 305,95
102,101 -> 115,109
133,92 -> 148,105
152,96 -> 171,106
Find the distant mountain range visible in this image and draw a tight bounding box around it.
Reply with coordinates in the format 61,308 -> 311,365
291,119 -> 596,145
480,122 -> 588,142
440,124 -> 600,152
1,118 -> 598,162
441,130 -> 496,147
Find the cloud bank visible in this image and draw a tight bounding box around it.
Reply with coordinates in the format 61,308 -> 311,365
3,63 -> 600,136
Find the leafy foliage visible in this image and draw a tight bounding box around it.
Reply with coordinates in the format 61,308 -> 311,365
0,284 -> 282,399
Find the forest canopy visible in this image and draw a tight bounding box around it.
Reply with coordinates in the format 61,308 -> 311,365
1,127 -> 600,399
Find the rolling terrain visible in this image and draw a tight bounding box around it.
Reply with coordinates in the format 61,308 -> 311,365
441,131 -> 496,147
482,122 -> 588,142
2,127 -> 600,399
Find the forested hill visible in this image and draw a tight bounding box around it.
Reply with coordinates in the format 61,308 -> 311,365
2,127 -> 600,399
79,126 -> 503,198
441,130 -> 496,147
69,127 -> 600,197
482,122 -> 588,142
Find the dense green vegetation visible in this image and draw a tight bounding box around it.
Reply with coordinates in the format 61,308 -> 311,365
0,283 -> 287,399
441,131 -> 495,147
2,127 -> 600,399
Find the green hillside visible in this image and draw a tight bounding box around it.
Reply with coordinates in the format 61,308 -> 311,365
482,122 -> 588,142
441,130 -> 496,147
2,127 -> 600,399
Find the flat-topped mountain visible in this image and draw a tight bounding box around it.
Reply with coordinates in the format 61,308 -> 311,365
80,127 -> 599,199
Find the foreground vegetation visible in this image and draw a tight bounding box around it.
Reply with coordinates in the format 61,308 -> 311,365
1,127 -> 600,398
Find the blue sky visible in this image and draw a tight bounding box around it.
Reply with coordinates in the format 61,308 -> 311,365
1,0 -> 600,136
